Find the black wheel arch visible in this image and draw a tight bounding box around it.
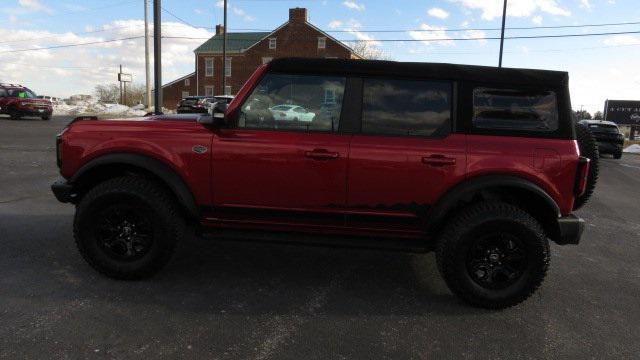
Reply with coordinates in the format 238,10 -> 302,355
69,153 -> 199,220
426,175 -> 563,244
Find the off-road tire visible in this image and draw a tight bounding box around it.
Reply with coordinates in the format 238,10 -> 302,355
436,202 -> 550,309
9,111 -> 20,120
74,176 -> 185,280
42,115 -> 51,121
574,123 -> 599,210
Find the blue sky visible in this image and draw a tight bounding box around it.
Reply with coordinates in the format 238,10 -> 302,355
1,0 -> 639,113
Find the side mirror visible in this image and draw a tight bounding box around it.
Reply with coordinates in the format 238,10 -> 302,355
199,102 -> 228,126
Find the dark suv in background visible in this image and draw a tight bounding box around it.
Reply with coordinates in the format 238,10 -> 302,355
177,95 -> 234,114
0,83 -> 53,120
579,120 -> 624,159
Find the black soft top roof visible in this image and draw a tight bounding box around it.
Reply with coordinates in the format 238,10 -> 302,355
267,58 -> 568,87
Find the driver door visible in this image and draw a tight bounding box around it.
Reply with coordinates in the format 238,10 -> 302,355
210,73 -> 350,223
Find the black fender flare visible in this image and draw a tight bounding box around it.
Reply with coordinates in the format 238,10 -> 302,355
426,175 -> 560,233
70,153 -> 199,219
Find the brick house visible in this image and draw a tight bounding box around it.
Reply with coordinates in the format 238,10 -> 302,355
162,8 -> 361,109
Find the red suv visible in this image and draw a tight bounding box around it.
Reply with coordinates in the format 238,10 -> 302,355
51,58 -> 596,309
0,83 -> 53,120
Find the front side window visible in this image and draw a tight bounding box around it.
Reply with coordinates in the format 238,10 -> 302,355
473,88 -> 558,132
7,88 -> 37,98
205,58 -> 214,77
238,73 -> 346,132
362,78 -> 451,137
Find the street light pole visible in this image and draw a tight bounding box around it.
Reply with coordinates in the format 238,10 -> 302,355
144,0 -> 152,111
153,0 -> 162,114
498,0 -> 507,67
222,0 -> 227,95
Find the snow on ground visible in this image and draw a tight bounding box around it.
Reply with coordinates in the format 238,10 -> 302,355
53,100 -> 147,117
623,144 -> 640,154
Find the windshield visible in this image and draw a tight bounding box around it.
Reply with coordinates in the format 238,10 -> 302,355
7,88 -> 37,99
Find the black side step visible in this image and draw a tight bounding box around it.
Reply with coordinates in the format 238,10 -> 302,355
199,228 -> 432,253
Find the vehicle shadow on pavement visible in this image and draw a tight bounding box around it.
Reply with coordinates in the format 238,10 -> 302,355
0,213 -> 481,317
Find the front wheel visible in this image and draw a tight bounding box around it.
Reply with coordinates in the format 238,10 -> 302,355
74,176 -> 185,279
436,202 -> 550,309
42,115 -> 51,121
613,150 -> 622,159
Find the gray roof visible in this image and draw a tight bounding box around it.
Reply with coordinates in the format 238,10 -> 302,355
194,32 -> 270,54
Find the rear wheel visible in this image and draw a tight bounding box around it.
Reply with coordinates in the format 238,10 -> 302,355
574,123 -> 599,210
436,202 -> 550,309
74,176 -> 185,279
9,111 -> 20,120
42,115 -> 51,121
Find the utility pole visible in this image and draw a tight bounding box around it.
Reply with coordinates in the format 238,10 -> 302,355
153,0 -> 162,114
222,0 -> 228,95
144,0 -> 152,110
119,64 -> 123,104
498,0 -> 507,67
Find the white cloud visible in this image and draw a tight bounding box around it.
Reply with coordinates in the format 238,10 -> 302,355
0,20 -> 213,98
328,20 -> 343,29
580,0 -> 592,10
342,1 -> 365,11
215,0 -> 253,21
18,0 -> 52,14
464,29 -> 487,44
428,7 -> 450,19
602,35 -> 640,46
451,0 -> 570,21
408,24 -> 454,46
532,15 -> 543,25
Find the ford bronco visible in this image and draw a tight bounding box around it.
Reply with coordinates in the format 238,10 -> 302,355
51,58 -> 598,309
0,83 -> 53,120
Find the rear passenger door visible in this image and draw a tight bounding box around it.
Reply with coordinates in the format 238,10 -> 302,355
346,78 -> 467,227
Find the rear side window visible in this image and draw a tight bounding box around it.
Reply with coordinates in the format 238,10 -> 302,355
362,78 -> 451,137
473,88 -> 558,132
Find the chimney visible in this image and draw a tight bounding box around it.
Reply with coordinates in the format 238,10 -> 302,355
215,24 -> 225,35
289,8 -> 308,23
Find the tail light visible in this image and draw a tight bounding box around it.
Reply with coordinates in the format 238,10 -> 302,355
574,156 -> 590,196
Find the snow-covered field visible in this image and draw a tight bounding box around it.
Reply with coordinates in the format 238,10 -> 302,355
624,144 -> 640,154
53,100 -> 147,117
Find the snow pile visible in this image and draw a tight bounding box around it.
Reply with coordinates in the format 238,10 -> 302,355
53,100 -> 147,117
623,144 -> 640,154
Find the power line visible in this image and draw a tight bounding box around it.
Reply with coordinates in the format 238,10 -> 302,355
161,6 -> 195,27
182,20 -> 640,33
2,29 -> 640,54
0,36 -> 144,54
161,29 -> 640,42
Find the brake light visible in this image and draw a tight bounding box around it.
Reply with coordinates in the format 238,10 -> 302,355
575,156 -> 590,196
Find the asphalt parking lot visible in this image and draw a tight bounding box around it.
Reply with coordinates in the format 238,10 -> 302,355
1,115 -> 639,359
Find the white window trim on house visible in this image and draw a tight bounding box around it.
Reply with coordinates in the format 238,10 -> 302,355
225,57 -> 232,77
318,37 -> 326,49
269,38 -> 277,49
182,91 -> 189,98
205,58 -> 214,77
205,86 -> 214,96
224,86 -> 232,95
185,78 -> 190,86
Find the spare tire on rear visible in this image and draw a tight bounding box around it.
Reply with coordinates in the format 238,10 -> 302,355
573,123 -> 599,210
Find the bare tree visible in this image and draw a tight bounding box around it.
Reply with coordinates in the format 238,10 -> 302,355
348,41 -> 393,60
94,84 -> 120,103
593,111 -> 604,120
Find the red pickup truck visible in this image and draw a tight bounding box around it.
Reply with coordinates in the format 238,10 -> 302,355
52,58 -> 597,309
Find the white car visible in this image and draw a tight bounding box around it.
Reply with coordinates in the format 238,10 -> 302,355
269,104 -> 316,122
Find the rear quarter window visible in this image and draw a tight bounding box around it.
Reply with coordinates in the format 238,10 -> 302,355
472,88 -> 558,132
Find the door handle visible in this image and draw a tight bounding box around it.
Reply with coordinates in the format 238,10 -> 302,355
422,155 -> 456,166
305,149 -> 339,160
